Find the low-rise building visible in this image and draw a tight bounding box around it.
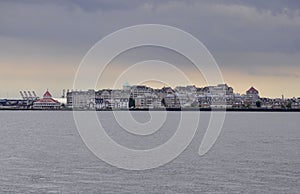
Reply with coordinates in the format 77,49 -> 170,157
130,85 -> 153,99
33,90 -> 60,109
246,87 -> 260,102
66,90 -> 95,109
291,102 -> 300,109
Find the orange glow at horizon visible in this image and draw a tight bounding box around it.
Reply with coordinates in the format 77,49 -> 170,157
1,60 -> 300,99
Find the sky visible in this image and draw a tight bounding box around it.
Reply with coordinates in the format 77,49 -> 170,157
0,0 -> 300,98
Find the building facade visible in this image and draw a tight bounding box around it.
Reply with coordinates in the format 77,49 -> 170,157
67,90 -> 95,109
33,90 -> 60,109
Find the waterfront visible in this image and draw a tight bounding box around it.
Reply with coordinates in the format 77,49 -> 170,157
0,111 -> 299,193
2,85 -> 300,111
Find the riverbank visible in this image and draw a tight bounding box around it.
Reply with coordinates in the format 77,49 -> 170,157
1,107 -> 300,112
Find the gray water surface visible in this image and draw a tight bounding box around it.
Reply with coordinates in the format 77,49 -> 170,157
0,111 -> 299,193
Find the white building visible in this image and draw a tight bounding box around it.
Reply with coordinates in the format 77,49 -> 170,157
134,93 -> 161,109
66,90 -> 95,109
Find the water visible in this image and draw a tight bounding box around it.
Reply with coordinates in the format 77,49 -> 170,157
0,111 -> 299,193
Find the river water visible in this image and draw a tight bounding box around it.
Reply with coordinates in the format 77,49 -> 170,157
0,111 -> 299,193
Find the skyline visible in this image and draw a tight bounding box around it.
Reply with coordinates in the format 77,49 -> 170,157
1,0 -> 300,98
0,80 -> 297,100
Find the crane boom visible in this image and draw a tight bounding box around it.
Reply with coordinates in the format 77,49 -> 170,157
20,91 -> 25,100
32,91 -> 39,99
28,91 -> 33,100
23,91 -> 28,99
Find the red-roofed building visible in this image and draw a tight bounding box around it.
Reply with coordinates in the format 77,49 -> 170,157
246,87 -> 259,95
246,86 -> 260,103
33,90 -> 61,109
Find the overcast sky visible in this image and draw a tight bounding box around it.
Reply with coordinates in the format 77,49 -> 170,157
1,0 -> 300,98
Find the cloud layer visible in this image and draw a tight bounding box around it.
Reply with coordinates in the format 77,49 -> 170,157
0,0 -> 300,98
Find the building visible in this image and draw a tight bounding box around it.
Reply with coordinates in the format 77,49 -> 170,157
291,102 -> 300,109
113,96 -> 129,109
134,93 -> 161,109
96,90 -> 112,109
111,90 -> 130,109
176,93 -> 189,107
246,86 -> 260,102
95,89 -> 130,109
59,83 -> 300,110
130,85 -> 153,99
164,93 -> 180,108
66,90 -> 95,109
209,84 -> 233,96
33,90 -> 60,109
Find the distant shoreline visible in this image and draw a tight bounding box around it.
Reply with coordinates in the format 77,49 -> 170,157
1,108 -> 300,112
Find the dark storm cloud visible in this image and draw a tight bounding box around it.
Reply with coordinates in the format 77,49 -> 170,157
0,0 -> 300,67
1,0 -> 300,98
1,0 -> 299,53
